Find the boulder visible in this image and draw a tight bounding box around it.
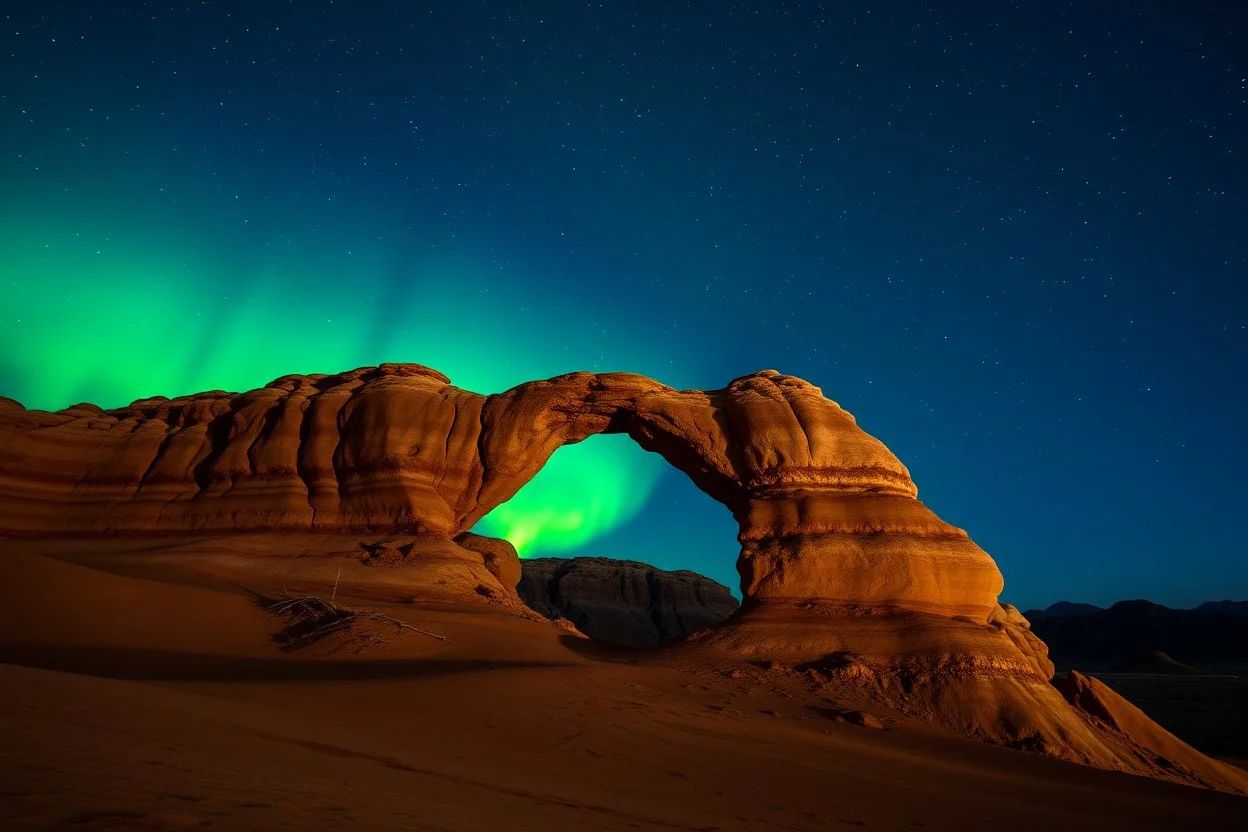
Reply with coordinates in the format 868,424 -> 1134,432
517,557 -> 738,647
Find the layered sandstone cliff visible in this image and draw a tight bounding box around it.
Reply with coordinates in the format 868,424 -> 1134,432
0,364 -> 998,618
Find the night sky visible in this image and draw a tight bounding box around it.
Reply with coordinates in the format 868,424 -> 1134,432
2,2 -> 1245,610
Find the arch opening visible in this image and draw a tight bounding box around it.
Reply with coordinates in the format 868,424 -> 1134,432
473,433 -> 742,648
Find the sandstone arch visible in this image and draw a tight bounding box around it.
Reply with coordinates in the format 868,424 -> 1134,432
1,363 -> 1245,794
0,364 -> 999,619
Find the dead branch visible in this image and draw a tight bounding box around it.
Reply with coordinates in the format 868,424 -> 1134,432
265,593 -> 447,642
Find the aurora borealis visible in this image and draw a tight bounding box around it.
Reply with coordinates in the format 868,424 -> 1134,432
2,3 -> 1244,608
0,212 -> 676,557
0,214 -> 676,557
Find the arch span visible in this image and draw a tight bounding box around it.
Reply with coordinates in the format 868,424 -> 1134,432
0,363 -> 1000,619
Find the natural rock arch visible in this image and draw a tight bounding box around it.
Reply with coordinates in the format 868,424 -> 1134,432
3,364 -> 1247,794
0,363 -> 998,619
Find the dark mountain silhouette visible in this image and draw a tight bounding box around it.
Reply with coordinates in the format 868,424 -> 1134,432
1194,600 -> 1248,617
1022,601 -> 1103,621
1026,599 -> 1248,671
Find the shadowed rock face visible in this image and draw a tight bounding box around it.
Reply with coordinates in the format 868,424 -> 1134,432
517,557 -> 739,648
2,363 -> 1244,795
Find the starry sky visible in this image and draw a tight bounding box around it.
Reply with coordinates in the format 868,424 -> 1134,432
2,2 -> 1244,609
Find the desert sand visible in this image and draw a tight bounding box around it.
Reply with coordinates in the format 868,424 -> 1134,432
0,541 -> 1245,831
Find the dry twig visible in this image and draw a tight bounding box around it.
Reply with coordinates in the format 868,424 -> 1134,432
266,592 -> 447,643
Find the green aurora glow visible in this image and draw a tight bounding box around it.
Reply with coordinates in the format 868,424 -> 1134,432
0,218 -> 682,556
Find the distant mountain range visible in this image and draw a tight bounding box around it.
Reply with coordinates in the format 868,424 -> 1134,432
1022,600 -> 1248,672
1025,600 -> 1105,619
1192,599 -> 1248,616
1023,599 -> 1248,621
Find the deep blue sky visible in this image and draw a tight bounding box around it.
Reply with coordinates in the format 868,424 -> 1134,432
2,2 -> 1244,609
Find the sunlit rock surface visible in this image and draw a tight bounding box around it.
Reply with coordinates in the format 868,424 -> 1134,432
0,364 -> 998,616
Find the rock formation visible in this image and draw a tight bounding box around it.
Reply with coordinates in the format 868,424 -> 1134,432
1,363 -> 1244,794
0,365 -> 1000,614
517,557 -> 739,647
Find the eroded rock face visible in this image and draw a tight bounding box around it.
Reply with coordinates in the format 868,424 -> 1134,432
517,557 -> 739,648
0,364 -> 999,618
1,364 -> 1243,794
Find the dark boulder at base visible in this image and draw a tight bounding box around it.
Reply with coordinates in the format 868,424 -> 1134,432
517,557 -> 739,648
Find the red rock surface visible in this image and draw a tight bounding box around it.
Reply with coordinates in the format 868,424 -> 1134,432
0,364 -> 998,616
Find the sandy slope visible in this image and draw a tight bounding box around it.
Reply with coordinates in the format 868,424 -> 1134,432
1,549 -> 1245,831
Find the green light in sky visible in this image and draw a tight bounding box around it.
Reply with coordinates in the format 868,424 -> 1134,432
474,434 -> 660,556
0,216 -> 675,556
